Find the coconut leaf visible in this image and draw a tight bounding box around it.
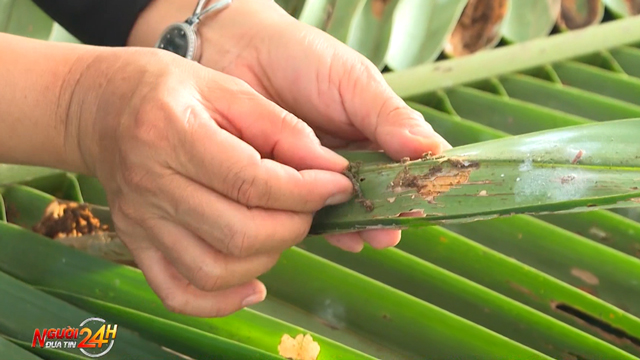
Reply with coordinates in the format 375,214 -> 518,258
48,23 -> 80,43
40,289 -> 282,360
346,0 -> 400,68
298,0 -> 336,29
310,119 -> 640,234
385,0 -> 468,69
603,0 -> 640,17
501,0 -> 560,42
300,231 -> 640,358
444,0 -> 510,57
0,165 -> 63,187
275,0 -> 307,18
0,336 -> 43,360
0,223 -> 553,359
325,0 -> 364,42
0,0 -> 53,39
384,14 -> 640,98
0,270 -> 189,359
498,73 -> 640,120
557,0 -> 604,30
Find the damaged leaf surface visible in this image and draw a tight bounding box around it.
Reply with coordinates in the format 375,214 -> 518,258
310,119 -> 640,234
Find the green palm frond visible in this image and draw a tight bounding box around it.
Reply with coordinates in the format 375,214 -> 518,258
3,1 -> 640,359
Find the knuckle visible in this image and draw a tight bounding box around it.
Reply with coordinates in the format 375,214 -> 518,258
190,263 -> 222,292
226,76 -> 254,94
224,223 -> 251,257
234,173 -> 258,205
128,81 -> 182,152
283,112 -> 317,139
226,161 -> 269,207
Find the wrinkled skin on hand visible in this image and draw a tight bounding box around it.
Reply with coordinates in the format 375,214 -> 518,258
194,0 -> 452,252
68,48 -> 355,317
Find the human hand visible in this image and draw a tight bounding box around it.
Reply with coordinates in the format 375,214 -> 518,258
128,0 -> 451,252
66,47 -> 354,317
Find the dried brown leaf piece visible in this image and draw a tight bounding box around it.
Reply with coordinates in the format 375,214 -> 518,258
625,0 -> 640,14
278,334 -> 320,360
32,200 -> 109,239
389,160 -> 479,203
445,0 -> 509,57
558,0 -> 603,30
371,0 -> 393,20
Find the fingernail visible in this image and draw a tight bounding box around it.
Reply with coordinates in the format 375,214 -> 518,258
242,292 -> 265,307
433,132 -> 453,150
325,191 -> 353,206
409,126 -> 452,152
320,146 -> 350,169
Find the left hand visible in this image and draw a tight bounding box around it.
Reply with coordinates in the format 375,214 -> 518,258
129,0 -> 451,252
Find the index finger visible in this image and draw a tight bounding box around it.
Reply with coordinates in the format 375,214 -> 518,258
170,104 -> 354,212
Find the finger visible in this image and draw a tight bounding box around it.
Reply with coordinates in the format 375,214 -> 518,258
340,63 -> 452,160
148,217 -> 280,292
244,22 -> 452,161
325,232 -> 365,253
171,106 -> 354,212
157,172 -> 315,257
359,229 -> 402,249
131,243 -> 266,317
199,75 -> 348,172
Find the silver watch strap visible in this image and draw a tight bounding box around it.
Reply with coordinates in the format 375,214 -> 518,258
186,0 -> 233,25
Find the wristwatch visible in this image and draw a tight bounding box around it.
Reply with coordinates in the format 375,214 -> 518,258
155,0 -> 232,61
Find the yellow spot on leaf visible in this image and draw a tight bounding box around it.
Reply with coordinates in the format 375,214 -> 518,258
278,334 -> 320,360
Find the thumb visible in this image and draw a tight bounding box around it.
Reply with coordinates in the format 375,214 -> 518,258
373,101 -> 452,160
343,61 -> 452,160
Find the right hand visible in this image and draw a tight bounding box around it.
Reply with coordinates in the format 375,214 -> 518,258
66,47 -> 354,317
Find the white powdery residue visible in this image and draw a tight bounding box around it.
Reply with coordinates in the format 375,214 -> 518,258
519,158 -> 534,172
514,167 -> 591,204
314,298 -> 346,330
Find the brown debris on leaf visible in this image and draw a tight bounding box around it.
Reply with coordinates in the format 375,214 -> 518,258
571,149 -> 585,164
570,267 -> 600,285
278,334 -> 321,360
390,159 -> 479,203
32,200 -> 109,239
445,0 -> 509,57
625,0 -> 640,15
371,0 -> 393,20
321,0 -> 337,30
558,0 -> 602,30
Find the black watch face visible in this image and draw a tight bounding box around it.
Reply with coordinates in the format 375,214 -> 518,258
157,24 -> 193,58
